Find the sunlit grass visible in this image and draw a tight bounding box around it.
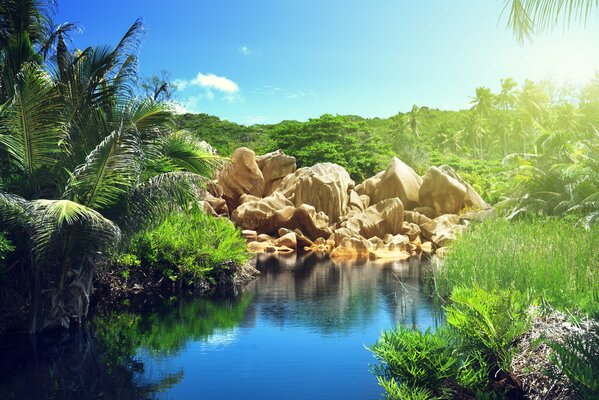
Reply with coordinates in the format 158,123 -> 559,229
429,218 -> 599,316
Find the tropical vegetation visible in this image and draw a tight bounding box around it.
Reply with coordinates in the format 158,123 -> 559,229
0,1 -> 221,333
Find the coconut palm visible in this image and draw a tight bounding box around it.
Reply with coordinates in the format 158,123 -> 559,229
503,0 -> 599,42
469,87 -> 494,158
0,11 -> 221,333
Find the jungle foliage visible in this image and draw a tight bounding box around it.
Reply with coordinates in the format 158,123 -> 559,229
0,1 -> 220,333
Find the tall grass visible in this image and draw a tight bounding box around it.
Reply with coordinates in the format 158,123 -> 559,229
429,218 -> 599,316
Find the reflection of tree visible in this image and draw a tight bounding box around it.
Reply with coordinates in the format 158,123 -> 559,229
0,295 -> 254,399
0,330 -> 181,399
254,255 -> 443,334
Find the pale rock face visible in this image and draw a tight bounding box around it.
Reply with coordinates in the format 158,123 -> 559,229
231,192 -> 295,234
343,198 -> 405,239
256,150 -> 297,196
275,232 -> 297,251
438,165 -> 489,210
374,158 -> 423,209
420,214 -> 464,247
217,147 -> 265,210
401,221 -> 421,241
241,230 -> 258,242
404,210 -> 432,226
419,166 -> 467,215
289,204 -> 332,240
355,171 -> 383,201
278,162 -> 355,223
330,237 -> 370,260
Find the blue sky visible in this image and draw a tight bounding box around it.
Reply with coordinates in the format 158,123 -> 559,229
57,0 -> 599,125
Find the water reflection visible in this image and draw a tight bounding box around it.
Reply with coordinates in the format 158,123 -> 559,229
0,255 -> 442,400
251,253 -> 443,333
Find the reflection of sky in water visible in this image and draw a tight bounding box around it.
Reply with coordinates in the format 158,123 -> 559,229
0,255 -> 443,400
136,255 -> 443,400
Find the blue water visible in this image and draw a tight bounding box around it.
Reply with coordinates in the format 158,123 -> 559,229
0,254 -> 442,400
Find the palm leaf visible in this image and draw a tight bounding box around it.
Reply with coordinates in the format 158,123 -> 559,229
64,126 -> 141,213
0,62 -> 65,177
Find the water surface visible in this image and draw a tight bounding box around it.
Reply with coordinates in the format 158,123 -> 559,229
0,254 -> 442,400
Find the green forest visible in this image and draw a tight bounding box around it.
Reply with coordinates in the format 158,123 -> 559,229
0,1 -> 598,399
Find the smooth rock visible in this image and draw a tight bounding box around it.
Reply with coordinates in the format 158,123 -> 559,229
419,166 -> 467,215
218,147 -> 265,210
278,162 -> 354,223
420,214 -> 464,247
256,149 -> 297,196
231,192 -> 295,234
343,198 -> 405,239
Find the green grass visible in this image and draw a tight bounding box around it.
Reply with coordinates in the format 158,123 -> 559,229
429,218 -> 599,316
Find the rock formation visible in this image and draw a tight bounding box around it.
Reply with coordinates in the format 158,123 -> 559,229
207,148 -> 490,261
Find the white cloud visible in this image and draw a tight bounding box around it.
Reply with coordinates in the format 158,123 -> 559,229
191,72 -> 239,93
252,85 -> 318,100
238,45 -> 254,56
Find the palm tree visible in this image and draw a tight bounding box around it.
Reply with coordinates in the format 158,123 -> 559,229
503,0 -> 599,42
0,9 -> 221,333
469,87 -> 495,158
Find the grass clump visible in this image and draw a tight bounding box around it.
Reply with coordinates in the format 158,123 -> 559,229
429,218 -> 599,316
127,206 -> 250,286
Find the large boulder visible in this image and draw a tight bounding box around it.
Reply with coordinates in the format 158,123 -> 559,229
277,163 -> 354,223
419,166 -> 467,215
438,165 -> 489,210
420,214 -> 464,247
256,150 -> 297,196
356,158 -> 422,210
217,147 -> 265,210
343,198 -> 405,239
289,204 -> 332,240
231,192 -> 295,234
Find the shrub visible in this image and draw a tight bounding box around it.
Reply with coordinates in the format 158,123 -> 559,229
549,325 -> 599,399
0,231 -> 14,279
129,206 -> 250,285
370,324 -> 489,399
445,287 -> 530,371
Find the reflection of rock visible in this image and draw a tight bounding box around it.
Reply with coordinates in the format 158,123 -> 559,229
330,237 -> 370,260
218,147 -> 265,210
278,163 -> 354,223
256,150 -> 297,196
419,167 -> 467,215
356,157 -> 422,210
421,214 -> 464,247
232,192 -> 295,234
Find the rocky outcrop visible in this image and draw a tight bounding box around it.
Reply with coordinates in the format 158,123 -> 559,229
356,158 -> 422,210
231,192 -> 295,234
343,198 -> 405,239
420,214 -> 464,247
208,147 -> 489,261
278,163 -> 354,223
218,147 -> 265,210
256,150 -> 297,196
419,166 -> 467,215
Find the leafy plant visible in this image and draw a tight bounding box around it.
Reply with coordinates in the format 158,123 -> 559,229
129,206 -> 250,286
549,325 -> 599,399
445,287 -> 530,370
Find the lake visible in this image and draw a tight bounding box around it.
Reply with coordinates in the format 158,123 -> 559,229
0,254 -> 442,400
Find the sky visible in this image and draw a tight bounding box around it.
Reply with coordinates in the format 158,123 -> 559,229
57,0 -> 599,125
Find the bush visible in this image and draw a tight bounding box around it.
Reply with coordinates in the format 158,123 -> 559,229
445,287 -> 530,370
128,206 -> 250,285
370,324 -> 490,399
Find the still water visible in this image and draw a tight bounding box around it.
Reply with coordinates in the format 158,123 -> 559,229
0,254 -> 442,400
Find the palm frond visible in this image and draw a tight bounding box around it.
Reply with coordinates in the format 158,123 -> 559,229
0,62 -> 65,177
64,126 -> 141,213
